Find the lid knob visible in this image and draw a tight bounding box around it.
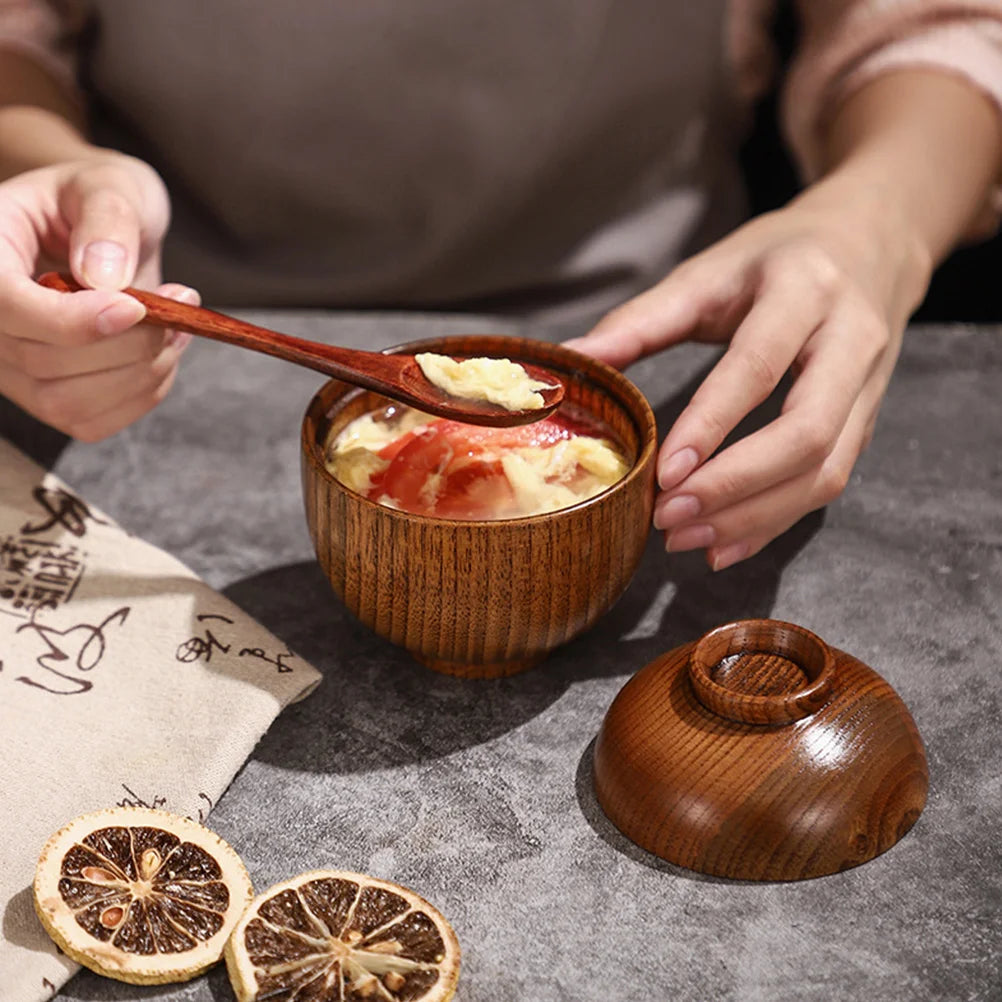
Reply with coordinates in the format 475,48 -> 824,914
687,619 -> 834,725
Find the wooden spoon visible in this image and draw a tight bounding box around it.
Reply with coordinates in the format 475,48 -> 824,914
38,272 -> 564,427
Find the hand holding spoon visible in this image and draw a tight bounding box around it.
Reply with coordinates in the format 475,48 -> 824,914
38,272 -> 564,427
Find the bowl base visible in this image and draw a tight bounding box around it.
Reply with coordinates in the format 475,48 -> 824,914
411,652 -> 546,679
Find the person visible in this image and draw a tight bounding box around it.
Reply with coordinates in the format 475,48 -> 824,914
0,1 -> 1000,570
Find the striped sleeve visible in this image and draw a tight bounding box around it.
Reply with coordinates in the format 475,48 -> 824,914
783,0 -> 1002,237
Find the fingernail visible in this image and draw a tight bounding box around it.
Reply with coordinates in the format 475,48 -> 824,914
666,524 -> 716,552
95,295 -> 146,336
653,494 -> 700,530
711,542 -> 751,571
658,447 -> 699,490
81,240 -> 129,289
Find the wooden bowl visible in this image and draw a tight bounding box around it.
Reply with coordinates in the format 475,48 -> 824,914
593,619 -> 929,880
301,334 -> 657,678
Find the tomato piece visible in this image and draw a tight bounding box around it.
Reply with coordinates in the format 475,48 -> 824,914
377,424 -> 435,462
374,427 -> 454,514
369,409 -> 609,518
434,459 -> 515,519
435,416 -> 576,452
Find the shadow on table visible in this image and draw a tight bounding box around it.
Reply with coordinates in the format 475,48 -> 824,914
227,366 -> 823,777
0,396 -> 70,469
47,966 -> 234,1002
223,558 -> 583,777
225,505 -> 819,779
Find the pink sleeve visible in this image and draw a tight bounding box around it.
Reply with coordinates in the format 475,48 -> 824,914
783,1 -> 1002,237
0,0 -> 80,92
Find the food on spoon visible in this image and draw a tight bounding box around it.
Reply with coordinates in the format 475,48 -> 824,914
225,869 -> 460,1002
33,806 -> 253,985
415,352 -> 557,411
327,402 -> 630,519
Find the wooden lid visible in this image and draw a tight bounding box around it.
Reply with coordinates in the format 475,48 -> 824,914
593,619 -> 929,881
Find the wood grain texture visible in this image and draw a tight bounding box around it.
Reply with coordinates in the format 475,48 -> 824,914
301,335 -> 657,678
594,619 -> 929,880
37,272 -> 562,426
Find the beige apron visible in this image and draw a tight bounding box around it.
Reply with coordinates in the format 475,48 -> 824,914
83,0 -> 741,315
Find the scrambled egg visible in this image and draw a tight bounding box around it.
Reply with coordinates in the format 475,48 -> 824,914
415,353 -> 556,411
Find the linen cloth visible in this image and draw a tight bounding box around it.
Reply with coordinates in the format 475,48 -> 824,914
0,438 -> 321,1002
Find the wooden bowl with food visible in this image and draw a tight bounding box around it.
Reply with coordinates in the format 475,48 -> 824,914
301,334 -> 657,678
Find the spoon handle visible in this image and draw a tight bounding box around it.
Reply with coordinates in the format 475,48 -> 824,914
36,271 -> 565,426
37,271 -> 406,390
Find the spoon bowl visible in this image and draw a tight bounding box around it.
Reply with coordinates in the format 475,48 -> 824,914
37,272 -> 564,426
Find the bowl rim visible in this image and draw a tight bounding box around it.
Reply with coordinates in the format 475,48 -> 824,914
301,334 -> 658,527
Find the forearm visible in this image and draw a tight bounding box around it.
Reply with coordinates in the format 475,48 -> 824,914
796,69 -> 1002,313
0,49 -> 94,180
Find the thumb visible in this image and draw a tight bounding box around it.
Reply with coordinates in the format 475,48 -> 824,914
62,165 -> 145,291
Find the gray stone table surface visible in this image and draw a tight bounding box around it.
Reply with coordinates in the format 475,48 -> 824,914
4,315 -> 1000,1002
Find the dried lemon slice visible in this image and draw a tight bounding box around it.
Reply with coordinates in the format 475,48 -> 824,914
225,869 -> 461,1002
33,806 -> 253,985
